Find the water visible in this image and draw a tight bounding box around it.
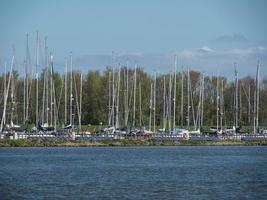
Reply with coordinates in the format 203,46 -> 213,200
0,146 -> 267,199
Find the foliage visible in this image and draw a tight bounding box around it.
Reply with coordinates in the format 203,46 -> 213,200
0,67 -> 267,128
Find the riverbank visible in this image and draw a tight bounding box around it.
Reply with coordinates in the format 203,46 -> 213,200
1,139 -> 267,147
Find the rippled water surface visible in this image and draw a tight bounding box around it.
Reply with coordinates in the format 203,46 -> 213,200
0,146 -> 267,199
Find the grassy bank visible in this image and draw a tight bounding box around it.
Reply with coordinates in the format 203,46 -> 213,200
1,139 -> 267,147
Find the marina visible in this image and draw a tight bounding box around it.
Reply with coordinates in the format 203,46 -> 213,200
0,46 -> 266,143
0,32 -> 266,142
1,1 -> 267,199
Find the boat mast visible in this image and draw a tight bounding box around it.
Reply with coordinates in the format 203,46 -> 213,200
115,65 -> 121,129
10,55 -> 14,125
133,64 -> 137,128
168,71 -> 172,130
200,73 -> 204,127
126,62 -> 129,127
51,54 -> 57,130
35,31 -> 39,127
153,72 -> 156,133
163,76 -> 166,130
190,72 -> 196,130
111,51 -> 115,127
149,83 -> 153,131
50,54 -> 53,126
64,59 -> 68,125
187,68 -> 190,129
139,82 -> 142,127
180,68 -> 184,127
216,72 -> 219,131
196,74 -> 202,130
1,56 -> 14,132
70,52 -> 73,126
124,60 -> 129,127
173,55 -> 177,129
73,69 -> 81,131
220,79 -> 224,130
254,61 -> 260,133
45,37 -> 49,124
25,33 -> 30,123
79,72 -> 83,130
41,66 -> 45,124
108,70 -> 111,126
248,84 -> 251,125
234,64 -> 238,129
3,62 -> 7,125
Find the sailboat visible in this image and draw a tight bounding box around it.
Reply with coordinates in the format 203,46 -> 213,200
39,39 -> 56,132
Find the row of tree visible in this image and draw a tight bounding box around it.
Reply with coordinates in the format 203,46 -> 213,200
0,64 -> 266,130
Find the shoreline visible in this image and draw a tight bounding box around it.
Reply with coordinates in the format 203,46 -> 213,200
0,139 -> 267,147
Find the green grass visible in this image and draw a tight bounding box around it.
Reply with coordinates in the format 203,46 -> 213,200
1,138 -> 267,147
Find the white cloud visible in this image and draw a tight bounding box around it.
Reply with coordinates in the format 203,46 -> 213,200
198,46 -> 214,53
178,46 -> 267,59
230,46 -> 267,56
70,46 -> 267,78
178,46 -> 214,58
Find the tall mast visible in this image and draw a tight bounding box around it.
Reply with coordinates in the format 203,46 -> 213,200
1,56 -> 14,132
115,65 -> 121,129
73,70 -> 81,131
3,62 -> 7,125
35,31 -> 39,127
133,64 -> 137,128
45,37 -> 49,124
234,64 -> 238,128
168,71 -> 172,129
51,54 -> 57,130
256,61 -> 260,133
79,72 -> 83,130
124,60 -> 129,127
190,73 -> 196,130
200,73 -> 204,127
139,82 -> 142,127
163,76 -> 166,130
187,68 -> 190,129
111,51 -> 115,127
196,74 -> 202,130
153,72 -> 156,133
248,84 -> 251,125
25,33 -> 29,123
126,62 -> 129,127
220,79 -> 224,130
108,70 -> 111,126
11,59 -> 14,125
149,83 -> 153,131
11,46 -> 17,126
180,68 -> 184,127
50,54 -> 53,126
64,59 -> 68,125
41,66 -> 45,124
216,72 -> 219,131
239,82 -> 242,123
70,52 -> 73,126
173,55 -> 177,129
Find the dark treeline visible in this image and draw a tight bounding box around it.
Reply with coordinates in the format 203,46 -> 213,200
0,66 -> 267,129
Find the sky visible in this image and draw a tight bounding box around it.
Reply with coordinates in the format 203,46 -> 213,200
0,0 -> 267,78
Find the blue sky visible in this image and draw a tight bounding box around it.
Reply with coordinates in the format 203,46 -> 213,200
0,0 -> 267,77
